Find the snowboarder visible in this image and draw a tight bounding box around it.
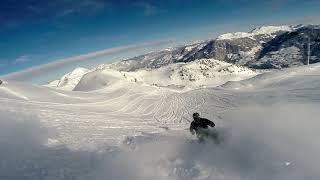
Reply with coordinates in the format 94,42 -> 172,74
0,79 -> 2,85
189,112 -> 216,142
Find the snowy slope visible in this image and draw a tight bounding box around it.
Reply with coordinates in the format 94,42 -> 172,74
52,59 -> 258,92
47,67 -> 90,90
1,62 -> 320,179
121,59 -> 258,89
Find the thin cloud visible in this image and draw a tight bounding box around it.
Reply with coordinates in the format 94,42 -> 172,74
133,2 -> 160,16
283,15 -> 320,25
13,55 -> 31,64
1,40 -> 173,81
217,0 -> 320,10
0,0 -> 111,28
56,0 -> 111,17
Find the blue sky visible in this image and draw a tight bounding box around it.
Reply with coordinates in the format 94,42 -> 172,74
1,0 -> 320,81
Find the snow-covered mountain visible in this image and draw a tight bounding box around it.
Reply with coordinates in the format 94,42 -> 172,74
48,24 -> 320,91
105,25 -> 320,70
217,25 -> 294,40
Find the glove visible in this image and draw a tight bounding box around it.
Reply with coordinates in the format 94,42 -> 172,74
210,122 -> 215,127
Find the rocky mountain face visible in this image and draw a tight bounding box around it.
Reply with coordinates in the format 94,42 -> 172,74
108,25 -> 320,71
252,25 -> 320,68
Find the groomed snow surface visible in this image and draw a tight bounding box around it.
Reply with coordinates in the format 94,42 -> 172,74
1,63 -> 320,180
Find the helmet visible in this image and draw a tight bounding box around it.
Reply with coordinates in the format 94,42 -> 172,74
193,112 -> 200,118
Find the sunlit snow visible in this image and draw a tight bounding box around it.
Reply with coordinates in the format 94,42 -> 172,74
1,59 -> 320,179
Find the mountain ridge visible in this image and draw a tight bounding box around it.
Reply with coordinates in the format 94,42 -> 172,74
106,24 -> 319,71
48,24 -> 320,90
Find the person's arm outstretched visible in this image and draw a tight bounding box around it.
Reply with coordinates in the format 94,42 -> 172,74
204,118 -> 215,127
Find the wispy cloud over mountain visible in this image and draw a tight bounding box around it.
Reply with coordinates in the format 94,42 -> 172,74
1,40 -> 172,82
132,2 -> 159,16
55,0 -> 111,17
13,55 -> 31,64
1,0 -> 319,77
0,0 -> 110,28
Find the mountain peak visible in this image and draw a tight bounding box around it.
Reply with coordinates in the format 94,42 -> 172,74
250,25 -> 294,34
217,25 -> 294,40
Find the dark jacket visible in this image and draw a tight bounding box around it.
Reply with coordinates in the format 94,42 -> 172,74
190,118 -> 215,134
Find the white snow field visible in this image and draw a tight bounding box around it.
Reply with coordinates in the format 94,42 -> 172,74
1,63 -> 320,180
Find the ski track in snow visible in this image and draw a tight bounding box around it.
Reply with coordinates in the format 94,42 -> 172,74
1,64 -> 320,180
0,80 -> 236,150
